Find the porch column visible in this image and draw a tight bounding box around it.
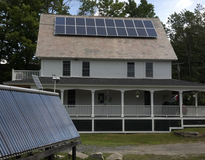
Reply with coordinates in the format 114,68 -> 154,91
121,90 -> 124,117
150,91 -> 154,117
60,89 -> 64,104
91,90 -> 95,117
195,92 -> 198,107
179,91 -> 183,117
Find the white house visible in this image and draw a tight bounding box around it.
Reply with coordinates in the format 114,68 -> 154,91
4,14 -> 205,133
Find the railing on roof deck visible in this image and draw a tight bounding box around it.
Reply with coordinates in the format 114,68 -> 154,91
12,69 -> 40,81
64,105 -> 205,117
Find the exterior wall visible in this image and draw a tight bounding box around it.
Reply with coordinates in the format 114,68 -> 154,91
41,59 -> 172,79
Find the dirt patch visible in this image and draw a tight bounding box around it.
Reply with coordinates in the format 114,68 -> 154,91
76,143 -> 205,156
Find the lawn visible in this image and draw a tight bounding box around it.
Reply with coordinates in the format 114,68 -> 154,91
79,128 -> 205,146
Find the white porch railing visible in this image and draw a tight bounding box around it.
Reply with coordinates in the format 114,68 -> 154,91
95,105 -> 121,116
64,105 -> 205,117
12,69 -> 40,80
124,105 -> 151,116
64,105 -> 92,116
154,105 -> 180,116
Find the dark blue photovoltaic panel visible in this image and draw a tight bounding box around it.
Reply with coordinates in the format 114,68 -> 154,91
54,17 -> 157,38
105,19 -> 115,27
97,27 -> 106,35
87,27 -> 96,35
55,26 -> 65,34
107,28 -> 117,36
146,29 -> 157,37
76,26 -> 86,35
143,20 -> 154,28
96,19 -> 105,26
124,20 -> 134,27
66,26 -> 75,34
86,18 -> 95,26
115,19 -> 124,27
127,28 -> 137,36
134,20 -> 144,27
117,28 -> 127,36
137,28 -> 147,37
56,17 -> 65,25
66,17 -> 75,25
76,18 -> 85,25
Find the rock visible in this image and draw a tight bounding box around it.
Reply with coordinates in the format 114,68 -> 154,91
107,152 -> 123,160
55,155 -> 65,159
89,152 -> 104,160
69,151 -> 89,159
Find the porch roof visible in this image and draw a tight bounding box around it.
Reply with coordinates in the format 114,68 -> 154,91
4,77 -> 205,88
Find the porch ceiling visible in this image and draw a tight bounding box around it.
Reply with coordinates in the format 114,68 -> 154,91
4,77 -> 205,90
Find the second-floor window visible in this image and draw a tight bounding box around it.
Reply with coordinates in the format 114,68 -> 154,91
63,61 -> 70,76
127,62 -> 135,77
146,62 -> 153,78
82,62 -> 90,76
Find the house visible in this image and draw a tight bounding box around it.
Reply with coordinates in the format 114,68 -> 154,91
4,14 -> 205,133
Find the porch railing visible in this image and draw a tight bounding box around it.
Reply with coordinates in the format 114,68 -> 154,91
64,105 -> 205,117
12,69 -> 40,81
154,105 -> 180,116
124,105 -> 151,116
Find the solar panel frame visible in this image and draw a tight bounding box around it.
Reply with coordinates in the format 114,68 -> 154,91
54,17 -> 157,38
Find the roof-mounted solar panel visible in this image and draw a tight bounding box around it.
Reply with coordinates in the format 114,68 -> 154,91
54,17 -> 158,38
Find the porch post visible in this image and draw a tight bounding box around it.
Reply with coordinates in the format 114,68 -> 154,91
150,91 -> 154,117
60,89 -> 64,104
121,90 -> 124,117
179,91 -> 183,117
91,90 -> 95,117
195,92 -> 198,107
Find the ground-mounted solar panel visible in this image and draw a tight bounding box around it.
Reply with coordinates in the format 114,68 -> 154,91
0,85 -> 80,159
54,17 -> 158,38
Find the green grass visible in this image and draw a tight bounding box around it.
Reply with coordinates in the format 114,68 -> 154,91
79,128 -> 205,146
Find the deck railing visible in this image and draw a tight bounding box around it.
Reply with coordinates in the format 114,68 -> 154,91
64,105 -> 205,117
12,69 -> 40,80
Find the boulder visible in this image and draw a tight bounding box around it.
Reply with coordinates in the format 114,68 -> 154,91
89,152 -> 104,160
69,151 -> 89,159
107,152 -> 123,160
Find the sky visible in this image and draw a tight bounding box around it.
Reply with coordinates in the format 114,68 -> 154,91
69,0 -> 205,24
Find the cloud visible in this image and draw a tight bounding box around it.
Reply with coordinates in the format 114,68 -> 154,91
176,0 -> 193,10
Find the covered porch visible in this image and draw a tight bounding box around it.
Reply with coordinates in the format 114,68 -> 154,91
59,88 -> 205,118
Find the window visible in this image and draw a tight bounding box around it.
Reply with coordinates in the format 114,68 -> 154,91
144,91 -> 150,105
146,62 -> 153,77
67,90 -> 75,105
63,61 -> 70,76
127,62 -> 135,77
98,93 -> 104,104
82,62 -> 90,76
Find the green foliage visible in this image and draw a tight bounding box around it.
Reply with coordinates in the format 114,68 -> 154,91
167,4 -> 205,83
0,0 -> 70,83
78,0 -> 156,18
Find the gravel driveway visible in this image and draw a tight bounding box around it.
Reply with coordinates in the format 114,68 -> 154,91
76,143 -> 205,156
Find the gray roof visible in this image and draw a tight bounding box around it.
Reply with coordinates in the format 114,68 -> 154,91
4,77 -> 205,87
36,14 -> 177,60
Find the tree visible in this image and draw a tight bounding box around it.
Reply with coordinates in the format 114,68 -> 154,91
0,0 -> 71,83
125,0 -> 155,18
78,0 -> 156,18
167,4 -> 205,83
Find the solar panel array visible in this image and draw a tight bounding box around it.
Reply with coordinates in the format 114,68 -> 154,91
54,17 -> 158,38
0,86 -> 79,159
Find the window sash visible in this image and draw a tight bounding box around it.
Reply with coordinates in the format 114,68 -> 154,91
83,62 -> 90,76
146,62 -> 153,77
63,61 -> 70,76
127,62 -> 134,77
